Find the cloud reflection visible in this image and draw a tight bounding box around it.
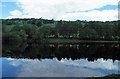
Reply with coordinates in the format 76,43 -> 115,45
3,58 -> 118,77
0,59 -> 2,78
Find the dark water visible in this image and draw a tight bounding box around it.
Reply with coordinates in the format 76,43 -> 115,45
1,43 -> 120,77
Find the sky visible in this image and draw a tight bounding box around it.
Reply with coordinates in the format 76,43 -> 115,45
0,0 -> 119,21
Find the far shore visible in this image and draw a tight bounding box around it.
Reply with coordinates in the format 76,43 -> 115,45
46,38 -> 120,44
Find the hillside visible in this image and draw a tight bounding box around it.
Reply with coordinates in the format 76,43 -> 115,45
2,18 -> 120,44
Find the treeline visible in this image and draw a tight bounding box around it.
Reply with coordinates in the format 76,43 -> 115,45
2,18 -> 120,44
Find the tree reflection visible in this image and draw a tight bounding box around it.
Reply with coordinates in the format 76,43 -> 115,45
2,43 -> 120,62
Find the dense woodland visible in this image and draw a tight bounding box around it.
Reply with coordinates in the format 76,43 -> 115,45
2,18 -> 120,44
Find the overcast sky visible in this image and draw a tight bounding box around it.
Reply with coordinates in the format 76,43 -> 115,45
1,0 -> 119,21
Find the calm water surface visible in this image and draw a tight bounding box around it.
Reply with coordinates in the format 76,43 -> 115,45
2,43 -> 120,77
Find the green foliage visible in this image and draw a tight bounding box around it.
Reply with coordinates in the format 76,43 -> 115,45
36,26 -> 52,38
35,19 -> 42,27
2,19 -> 120,44
79,27 -> 98,39
3,31 -> 22,43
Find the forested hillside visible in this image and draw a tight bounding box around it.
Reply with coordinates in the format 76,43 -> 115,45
2,18 -> 120,44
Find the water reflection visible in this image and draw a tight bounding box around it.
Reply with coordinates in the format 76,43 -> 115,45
0,58 -> 2,78
2,43 -> 120,61
2,43 -> 120,77
2,58 -> 119,77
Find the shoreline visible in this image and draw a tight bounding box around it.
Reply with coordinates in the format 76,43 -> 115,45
47,38 -> 120,44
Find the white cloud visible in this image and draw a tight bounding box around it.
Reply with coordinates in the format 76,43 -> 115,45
57,10 -> 118,21
9,10 -> 22,17
7,0 -> 119,21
